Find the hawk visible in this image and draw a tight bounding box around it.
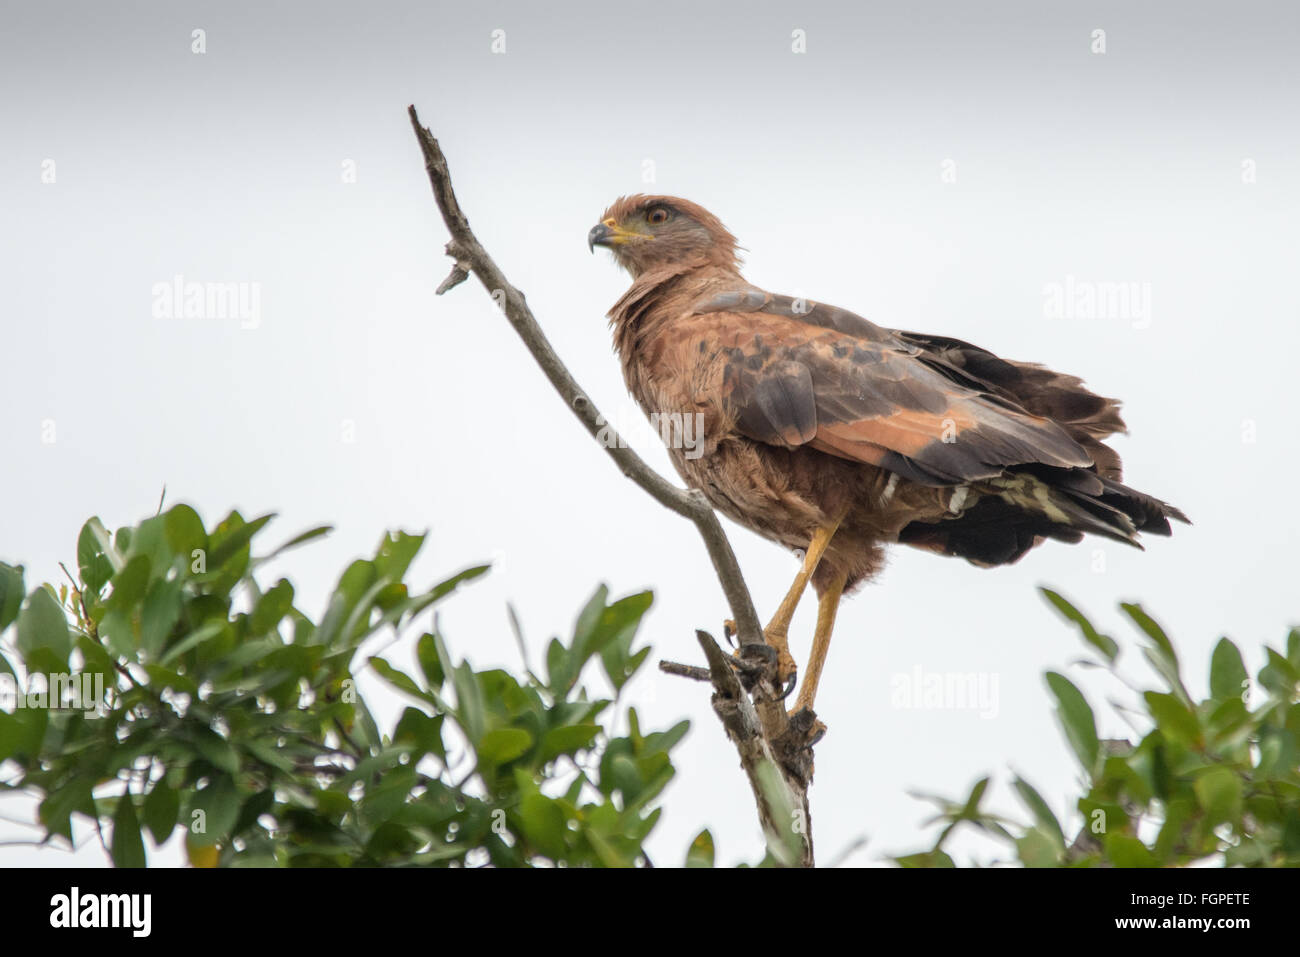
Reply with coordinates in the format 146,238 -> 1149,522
589,195 -> 1187,718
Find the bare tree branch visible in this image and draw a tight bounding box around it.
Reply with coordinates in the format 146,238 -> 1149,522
407,104 -> 816,866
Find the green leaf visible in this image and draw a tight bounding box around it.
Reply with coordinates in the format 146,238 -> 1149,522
1040,588 -> 1118,661
518,790 -> 568,859
421,564 -> 490,606
187,775 -> 241,847
643,719 -> 690,756
85,517 -> 125,575
373,531 -> 425,584
125,514 -> 175,582
895,849 -> 956,868
1194,767 -> 1242,826
959,777 -> 990,820
1105,833 -> 1157,868
1045,672 -> 1099,775
140,576 -> 182,659
249,578 -> 294,635
1012,775 -> 1065,850
1123,602 -> 1190,701
39,775 -> 93,843
162,504 -> 208,559
416,632 -> 445,689
1209,638 -> 1250,703
686,828 -> 715,868
1121,602 -> 1176,661
1017,826 -> 1062,868
393,708 -> 446,763
252,524 -> 332,566
368,656 -> 434,705
188,727 -> 240,775
207,512 -> 274,572
1144,691 -> 1202,747
76,521 -> 115,594
15,586 -> 72,673
0,706 -> 48,764
541,724 -> 600,762
1153,797 -> 1196,860
1259,649 -> 1300,696
572,585 -> 609,659
142,779 -> 180,845
593,591 -> 654,686
105,554 -> 151,612
159,619 -> 227,666
477,727 -> 533,765
111,793 -> 147,868
0,561 -> 25,631
546,637 -> 571,697
451,662 -> 486,745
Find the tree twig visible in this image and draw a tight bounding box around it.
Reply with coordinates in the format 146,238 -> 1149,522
406,106 -> 760,644
407,105 -> 816,866
658,660 -> 712,682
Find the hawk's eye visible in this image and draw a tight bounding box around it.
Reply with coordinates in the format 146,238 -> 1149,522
646,207 -> 669,225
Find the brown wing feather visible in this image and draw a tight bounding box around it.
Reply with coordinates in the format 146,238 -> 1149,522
893,331 -> 1128,481
700,311 -> 1093,487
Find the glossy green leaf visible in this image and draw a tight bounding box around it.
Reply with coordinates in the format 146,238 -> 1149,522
187,775 -> 241,847
0,561 -> 24,631
249,578 -> 294,634
1104,833 -> 1157,868
111,793 -> 147,868
1041,588 -> 1118,661
15,586 -> 72,673
415,632 -> 445,689
140,576 -> 182,659
142,779 -> 180,845
162,504 -> 207,559
1045,672 -> 1099,775
76,521 -> 115,594
1194,767 -> 1242,826
1209,638 -> 1250,703
1012,775 -> 1065,850
518,791 -> 568,859
685,828 -> 715,868
477,727 -> 533,765
1144,691 -> 1202,747
541,724 -> 600,762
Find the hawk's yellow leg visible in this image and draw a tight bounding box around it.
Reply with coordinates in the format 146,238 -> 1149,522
792,567 -> 848,715
760,519 -> 842,684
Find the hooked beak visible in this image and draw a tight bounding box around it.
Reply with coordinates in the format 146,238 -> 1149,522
587,220 -> 649,253
587,223 -> 611,253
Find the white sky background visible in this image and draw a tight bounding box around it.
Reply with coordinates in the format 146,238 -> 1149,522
2,0 -> 1298,866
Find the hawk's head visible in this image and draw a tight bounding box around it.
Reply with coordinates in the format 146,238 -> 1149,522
589,195 -> 740,278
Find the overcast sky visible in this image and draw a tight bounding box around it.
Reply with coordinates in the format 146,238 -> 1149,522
3,0 -> 1298,866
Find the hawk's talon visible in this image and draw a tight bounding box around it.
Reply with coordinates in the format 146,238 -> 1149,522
722,619 -> 737,647
807,718 -> 828,747
786,706 -> 827,748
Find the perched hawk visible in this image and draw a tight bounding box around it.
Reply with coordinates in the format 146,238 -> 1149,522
589,195 -> 1187,716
